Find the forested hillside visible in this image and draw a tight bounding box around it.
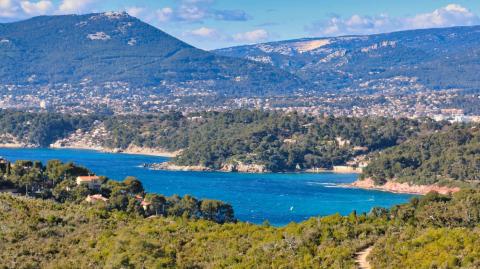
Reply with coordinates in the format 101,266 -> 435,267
0,12 -> 304,96
0,110 -> 444,172
362,125 -> 480,187
0,111 -> 99,146
2,188 -> 480,268
173,111 -> 440,171
0,159 -> 234,224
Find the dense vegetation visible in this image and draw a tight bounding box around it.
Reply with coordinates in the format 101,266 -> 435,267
102,110 -> 442,172
0,111 -> 99,146
2,186 -> 480,268
362,124 -> 480,187
173,111 -> 441,171
0,110 -> 444,172
0,159 -> 234,224
102,112 -> 190,151
369,190 -> 480,268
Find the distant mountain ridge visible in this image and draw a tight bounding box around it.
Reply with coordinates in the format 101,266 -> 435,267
215,25 -> 480,93
1,13 -> 479,101
0,12 -> 305,96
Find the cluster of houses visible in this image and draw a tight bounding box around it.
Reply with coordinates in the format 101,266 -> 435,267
77,175 -> 152,210
432,109 -> 480,123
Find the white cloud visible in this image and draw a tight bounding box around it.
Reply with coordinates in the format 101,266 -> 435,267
182,27 -> 272,48
177,4 -> 206,21
0,0 -> 14,10
58,0 -> 95,13
125,6 -> 145,18
189,26 -> 218,38
156,7 -> 174,22
233,29 -> 269,43
20,1 -> 53,15
308,4 -> 480,36
0,0 -> 14,9
127,0 -> 250,24
0,0 -> 20,18
406,4 -> 479,29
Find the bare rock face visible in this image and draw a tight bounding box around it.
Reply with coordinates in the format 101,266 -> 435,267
350,178 -> 461,195
0,133 -> 34,148
150,162 -> 212,172
50,121 -> 108,151
221,162 -> 269,173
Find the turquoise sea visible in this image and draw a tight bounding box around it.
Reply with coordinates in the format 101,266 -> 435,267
0,148 -> 414,226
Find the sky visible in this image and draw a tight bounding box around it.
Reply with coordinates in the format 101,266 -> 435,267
1,0 -> 480,49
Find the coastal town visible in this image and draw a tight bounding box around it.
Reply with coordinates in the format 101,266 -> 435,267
1,77 -> 479,122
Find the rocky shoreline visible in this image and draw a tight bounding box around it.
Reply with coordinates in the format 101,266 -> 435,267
117,145 -> 182,158
45,125 -> 182,158
148,161 -> 270,173
304,166 -> 363,174
0,144 -> 464,196
347,178 -> 461,195
149,161 -> 365,174
50,144 -> 181,158
148,162 -> 213,172
0,134 -> 37,148
0,144 -> 181,158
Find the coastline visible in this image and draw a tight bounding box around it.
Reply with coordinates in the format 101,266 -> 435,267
2,145 -> 459,196
345,178 -> 461,195
304,167 -> 363,174
0,146 -> 362,175
0,143 -> 37,149
0,144 -> 181,158
149,162 -> 364,174
109,145 -> 182,158
0,143 -> 29,148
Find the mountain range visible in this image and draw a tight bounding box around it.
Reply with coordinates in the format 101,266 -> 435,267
1,12 -> 480,98
0,12 -> 304,97
215,26 -> 480,93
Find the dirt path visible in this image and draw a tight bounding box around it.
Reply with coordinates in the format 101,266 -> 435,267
355,246 -> 373,269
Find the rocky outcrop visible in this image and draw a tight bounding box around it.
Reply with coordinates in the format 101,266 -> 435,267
120,145 -> 182,158
220,162 -> 269,173
149,162 -> 212,172
50,123 -> 181,157
0,133 -> 36,148
148,161 -> 269,173
332,166 -> 363,173
349,178 -> 461,195
50,122 -> 108,151
303,166 -> 363,174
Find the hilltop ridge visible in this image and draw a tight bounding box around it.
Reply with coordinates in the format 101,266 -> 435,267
0,12 -> 305,96
215,25 -> 480,93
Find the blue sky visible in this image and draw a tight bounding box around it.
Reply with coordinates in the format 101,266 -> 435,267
1,0 -> 480,49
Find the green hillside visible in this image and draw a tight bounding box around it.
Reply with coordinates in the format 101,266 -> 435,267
2,189 -> 480,268
0,12 -> 304,96
362,125 -> 480,187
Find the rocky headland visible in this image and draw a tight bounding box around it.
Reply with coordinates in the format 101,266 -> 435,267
149,161 -> 270,173
48,123 -> 180,157
348,178 -> 461,195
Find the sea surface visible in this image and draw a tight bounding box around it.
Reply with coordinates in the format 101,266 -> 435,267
0,148 -> 414,226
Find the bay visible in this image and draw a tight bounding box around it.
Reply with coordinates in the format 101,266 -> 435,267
0,148 -> 414,226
